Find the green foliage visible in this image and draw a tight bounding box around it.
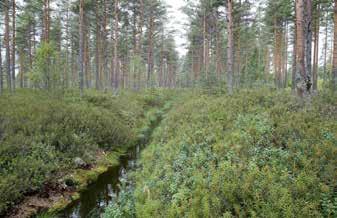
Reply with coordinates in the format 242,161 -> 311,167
129,55 -> 146,88
0,89 -> 172,215
103,182 -> 136,218
104,89 -> 337,217
29,42 -> 60,89
36,212 -> 58,218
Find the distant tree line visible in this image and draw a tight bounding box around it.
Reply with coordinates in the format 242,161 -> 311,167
180,0 -> 337,97
0,0 -> 179,94
0,0 -> 336,98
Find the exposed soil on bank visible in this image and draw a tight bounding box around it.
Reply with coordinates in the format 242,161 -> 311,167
5,150 -> 121,218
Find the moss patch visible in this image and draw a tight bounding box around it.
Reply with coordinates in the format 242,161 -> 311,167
48,149 -> 123,214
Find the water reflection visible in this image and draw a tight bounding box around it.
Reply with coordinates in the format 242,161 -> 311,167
61,145 -> 140,218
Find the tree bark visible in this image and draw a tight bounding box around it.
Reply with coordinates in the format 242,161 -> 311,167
216,11 -> 223,81
0,37 -> 3,94
264,47 -> 270,82
234,0 -> 242,88
295,0 -> 311,97
159,31 -> 164,87
12,0 -> 16,92
43,0 -> 50,89
71,36 -> 77,86
64,5 -> 69,88
137,0 -> 144,89
313,4 -> 320,91
333,0 -> 337,91
5,0 -> 11,92
84,14 -> 90,89
147,14 -> 154,88
292,8 -> 297,91
113,0 -> 119,90
43,0 -> 46,41
19,50 -> 24,88
323,11 -> 329,83
110,26 -> 115,89
122,58 -> 126,89
102,0 -> 108,89
95,0 -> 100,90
305,0 -> 313,89
28,24 -> 33,72
132,3 -> 137,89
283,21 -> 288,88
79,0 -> 85,96
43,0 -> 50,43
274,18 -> 283,88
226,0 -> 234,94
203,8 -> 209,79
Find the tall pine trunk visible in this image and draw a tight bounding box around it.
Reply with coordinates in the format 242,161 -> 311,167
0,38 -> 3,94
137,0 -> 144,89
323,11 -> 328,83
274,18 -> 283,88
43,0 -> 50,43
295,0 -> 311,98
283,21 -> 288,88
203,8 -> 209,79
313,4 -> 320,91
292,10 -> 297,91
147,15 -> 154,88
79,0 -> 85,96
113,0 -> 119,90
43,0 -> 50,89
19,50 -> 24,88
132,3 -> 137,89
64,5 -> 69,88
305,0 -> 312,89
333,0 -> 337,91
264,47 -> 270,82
102,0 -> 108,89
28,24 -> 33,73
95,1 -> 100,90
12,0 -> 16,92
5,0 -> 11,92
226,0 -> 234,95
159,31 -> 164,87
216,12 -> 223,81
84,20 -> 91,89
234,0 -> 242,88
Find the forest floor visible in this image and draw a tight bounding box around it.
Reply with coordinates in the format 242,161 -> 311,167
0,89 -> 174,217
1,88 -> 337,218
103,88 -> 337,217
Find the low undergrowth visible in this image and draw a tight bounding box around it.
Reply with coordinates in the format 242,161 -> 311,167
104,88 -> 337,218
0,88 -> 173,216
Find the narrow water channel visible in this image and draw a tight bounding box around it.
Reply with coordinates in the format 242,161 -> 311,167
61,145 -> 141,218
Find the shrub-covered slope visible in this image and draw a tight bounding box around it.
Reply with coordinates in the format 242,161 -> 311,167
108,89 -> 337,217
0,89 -> 171,215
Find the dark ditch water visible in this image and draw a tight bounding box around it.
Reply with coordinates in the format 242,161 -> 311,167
60,145 -> 141,218
59,107 -> 166,218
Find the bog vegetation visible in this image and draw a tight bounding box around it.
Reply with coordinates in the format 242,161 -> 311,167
104,89 -> 337,217
0,0 -> 337,217
0,89 -> 172,215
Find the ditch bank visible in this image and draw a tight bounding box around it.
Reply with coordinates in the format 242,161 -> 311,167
33,105 -> 168,218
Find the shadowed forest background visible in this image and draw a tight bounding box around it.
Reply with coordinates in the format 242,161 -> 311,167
0,0 -> 337,217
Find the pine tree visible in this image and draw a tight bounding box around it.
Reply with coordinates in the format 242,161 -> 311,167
227,0 -> 234,94
333,0 -> 337,90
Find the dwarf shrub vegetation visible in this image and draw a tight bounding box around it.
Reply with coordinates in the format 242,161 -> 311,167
0,89 -> 172,215
104,88 -> 337,218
